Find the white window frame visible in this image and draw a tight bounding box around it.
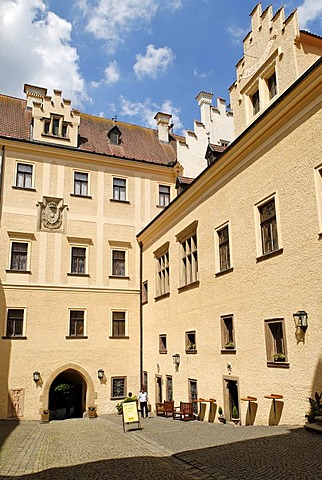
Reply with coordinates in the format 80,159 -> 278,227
215,221 -> 232,274
254,193 -> 282,258
14,161 -> 35,189
8,236 -> 32,272
5,307 -> 27,337
110,309 -> 128,337
73,169 -> 90,197
69,243 -> 89,275
110,248 -> 128,277
68,308 -> 87,337
158,184 -> 171,207
112,176 -> 128,202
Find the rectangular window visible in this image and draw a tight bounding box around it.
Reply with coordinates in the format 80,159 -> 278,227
252,90 -> 260,115
189,379 -> 198,415
268,72 -> 277,100
74,172 -> 88,196
159,185 -> 170,207
156,251 -> 169,297
112,250 -> 126,276
111,377 -> 126,399
112,311 -> 126,337
159,334 -> 167,353
113,178 -> 126,201
52,117 -> 60,136
264,319 -> 287,364
185,331 -> 196,352
10,242 -> 28,271
16,163 -> 33,189
181,234 -> 198,286
69,310 -> 85,337
166,375 -> 173,401
71,247 -> 86,274
6,309 -> 24,337
218,225 -> 230,272
221,315 -> 235,350
259,198 -> 278,255
142,280 -> 148,304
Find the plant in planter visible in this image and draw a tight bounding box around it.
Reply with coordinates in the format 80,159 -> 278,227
187,343 -> 196,350
273,353 -> 286,362
232,405 -> 240,425
218,406 -> 226,423
88,405 -> 97,418
116,402 -> 123,415
306,392 -> 322,423
224,342 -> 235,349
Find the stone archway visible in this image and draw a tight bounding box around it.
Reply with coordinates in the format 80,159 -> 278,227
40,363 -> 96,418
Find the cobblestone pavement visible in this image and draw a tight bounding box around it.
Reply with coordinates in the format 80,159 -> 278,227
0,415 -> 321,480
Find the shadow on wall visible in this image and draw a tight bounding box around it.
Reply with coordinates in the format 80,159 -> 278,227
0,279 -> 20,447
310,356 -> 322,405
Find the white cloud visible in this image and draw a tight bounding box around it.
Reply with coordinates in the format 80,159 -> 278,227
77,0 -> 182,53
104,61 -> 120,84
227,25 -> 249,45
0,0 -> 88,107
119,96 -> 183,133
134,45 -> 175,80
193,68 -> 212,79
297,0 -> 322,29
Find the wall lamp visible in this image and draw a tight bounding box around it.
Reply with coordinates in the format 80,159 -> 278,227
33,371 -> 40,383
172,353 -> 180,371
293,310 -> 308,330
97,369 -> 105,380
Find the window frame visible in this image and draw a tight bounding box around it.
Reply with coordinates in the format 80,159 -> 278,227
15,162 -> 34,190
221,314 -> 236,351
112,177 -> 127,202
5,308 -> 26,338
111,376 -> 127,399
159,334 -> 167,354
8,240 -> 31,273
185,330 -> 197,353
43,115 -> 69,138
158,184 -> 171,207
252,89 -> 260,115
68,309 -> 86,338
264,318 -> 288,367
142,280 -> 148,304
154,244 -> 170,298
215,222 -> 232,274
73,170 -> 90,197
267,71 -> 277,100
70,245 -> 88,275
255,194 -> 282,259
111,249 -> 127,277
110,310 -> 128,338
176,222 -> 199,289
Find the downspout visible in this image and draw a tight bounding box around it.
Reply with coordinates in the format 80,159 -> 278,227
139,241 -> 143,389
0,145 -> 5,222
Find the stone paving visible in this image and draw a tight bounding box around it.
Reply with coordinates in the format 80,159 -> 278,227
0,415 -> 321,479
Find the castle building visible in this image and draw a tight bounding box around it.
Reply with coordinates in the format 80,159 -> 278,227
137,4 -> 322,425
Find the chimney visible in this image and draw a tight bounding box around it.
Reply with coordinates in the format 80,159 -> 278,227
196,91 -> 213,127
154,112 -> 172,143
23,84 -> 47,108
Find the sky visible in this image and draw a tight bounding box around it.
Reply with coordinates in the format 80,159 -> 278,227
0,0 -> 321,135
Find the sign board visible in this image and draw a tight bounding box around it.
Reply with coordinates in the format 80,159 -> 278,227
122,401 -> 140,431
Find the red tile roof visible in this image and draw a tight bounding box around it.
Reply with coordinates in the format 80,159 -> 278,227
0,94 -> 178,166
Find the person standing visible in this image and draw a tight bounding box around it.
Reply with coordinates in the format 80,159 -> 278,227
138,387 -> 148,418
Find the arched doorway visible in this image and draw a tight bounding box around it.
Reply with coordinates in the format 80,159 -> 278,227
49,369 -> 86,419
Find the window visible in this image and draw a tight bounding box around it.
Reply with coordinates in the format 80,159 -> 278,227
218,225 -> 230,272
69,310 -> 85,337
142,280 -> 148,304
185,331 -> 196,353
252,89 -> 260,115
10,242 -> 28,271
221,315 -> 235,350
159,185 -> 170,207
264,318 -> 288,364
267,72 -> 277,100
189,379 -> 198,415
112,250 -> 126,276
259,198 -> 278,255
111,377 -> 126,399
181,233 -> 198,286
6,309 -> 24,337
156,250 -> 169,297
43,115 -> 69,137
74,171 -> 89,196
71,247 -> 86,274
159,334 -> 167,353
166,376 -> 173,401
16,163 -> 33,189
112,311 -> 126,337
108,126 -> 121,145
113,178 -> 126,201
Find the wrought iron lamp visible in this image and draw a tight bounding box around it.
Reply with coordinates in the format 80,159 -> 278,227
293,310 -> 308,330
172,353 -> 180,371
33,371 -> 40,383
97,369 -> 105,379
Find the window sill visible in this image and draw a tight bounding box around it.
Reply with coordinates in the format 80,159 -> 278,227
110,199 -> 130,204
2,336 -> 27,340
12,186 -> 36,192
67,273 -> 90,277
70,194 -> 92,199
221,348 -> 237,354
109,275 -> 130,279
110,396 -> 125,401
109,336 -> 129,339
186,349 -> 197,354
154,292 -> 170,301
267,361 -> 290,369
41,133 -> 70,141
215,267 -> 234,277
6,269 -> 31,274
156,204 -> 169,209
178,280 -> 200,293
159,350 -> 167,354
65,336 -> 88,339
142,300 -> 148,306
256,248 -> 283,263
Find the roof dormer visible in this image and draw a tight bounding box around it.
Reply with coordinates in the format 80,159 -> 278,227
108,125 -> 122,145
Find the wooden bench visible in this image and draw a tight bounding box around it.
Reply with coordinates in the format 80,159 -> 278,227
156,400 -> 175,417
173,402 -> 194,421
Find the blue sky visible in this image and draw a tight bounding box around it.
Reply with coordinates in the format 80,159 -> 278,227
0,0 -> 321,134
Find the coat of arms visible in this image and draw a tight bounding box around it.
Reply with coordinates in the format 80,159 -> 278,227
39,197 -> 67,231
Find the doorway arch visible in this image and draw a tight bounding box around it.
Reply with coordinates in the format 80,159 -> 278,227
40,363 -> 96,419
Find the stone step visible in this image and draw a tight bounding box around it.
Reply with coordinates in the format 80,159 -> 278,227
315,415 -> 322,426
304,422 -> 322,434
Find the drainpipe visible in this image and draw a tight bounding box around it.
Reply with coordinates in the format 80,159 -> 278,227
139,241 -> 143,389
0,145 -> 5,222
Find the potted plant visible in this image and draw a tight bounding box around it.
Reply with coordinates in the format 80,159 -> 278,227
273,353 -> 285,362
187,342 -> 196,351
232,405 -> 240,425
306,392 -> 322,423
88,405 -> 97,418
116,402 -> 123,415
224,342 -> 235,349
218,406 -> 226,423
41,409 -> 50,423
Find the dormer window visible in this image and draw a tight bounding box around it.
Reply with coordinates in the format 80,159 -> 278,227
108,126 -> 121,145
252,90 -> 260,115
43,115 -> 69,138
267,72 -> 277,100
